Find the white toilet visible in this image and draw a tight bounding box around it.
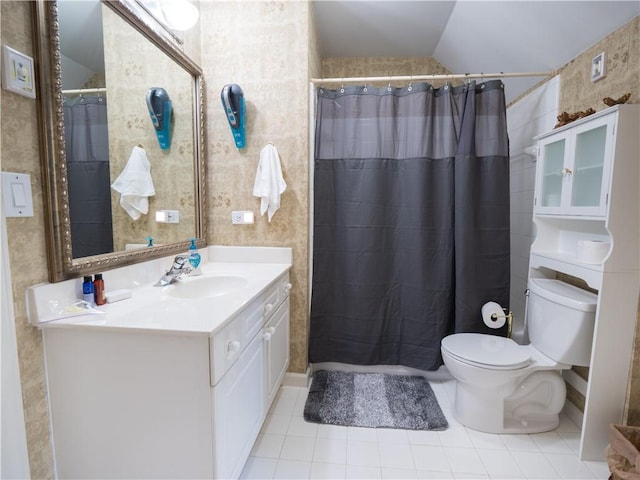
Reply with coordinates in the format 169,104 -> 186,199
441,278 -> 597,434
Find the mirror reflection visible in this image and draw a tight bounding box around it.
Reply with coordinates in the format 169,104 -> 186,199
33,0 -> 206,282
58,0 -> 196,258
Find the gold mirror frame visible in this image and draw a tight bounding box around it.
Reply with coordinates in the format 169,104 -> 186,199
32,0 -> 207,282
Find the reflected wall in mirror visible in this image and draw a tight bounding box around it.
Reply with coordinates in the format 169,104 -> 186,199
33,0 -> 207,282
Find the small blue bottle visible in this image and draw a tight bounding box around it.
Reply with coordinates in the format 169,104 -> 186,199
82,276 -> 95,304
188,239 -> 202,275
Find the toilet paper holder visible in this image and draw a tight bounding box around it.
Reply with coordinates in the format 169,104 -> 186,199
491,309 -> 513,339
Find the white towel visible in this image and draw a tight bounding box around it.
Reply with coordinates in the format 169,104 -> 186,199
253,143 -> 286,222
111,146 -> 155,220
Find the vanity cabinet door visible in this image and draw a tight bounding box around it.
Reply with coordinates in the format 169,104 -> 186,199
264,300 -> 290,409
212,332 -> 265,479
535,113 -> 615,217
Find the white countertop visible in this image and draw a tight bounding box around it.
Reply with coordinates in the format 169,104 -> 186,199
28,246 -> 292,336
38,262 -> 290,335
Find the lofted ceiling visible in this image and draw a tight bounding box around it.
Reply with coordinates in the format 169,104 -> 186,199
312,1 -> 640,102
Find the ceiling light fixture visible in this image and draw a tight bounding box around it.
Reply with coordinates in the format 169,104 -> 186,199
159,0 -> 199,31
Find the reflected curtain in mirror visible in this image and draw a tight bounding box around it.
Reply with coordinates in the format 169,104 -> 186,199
63,94 -> 114,258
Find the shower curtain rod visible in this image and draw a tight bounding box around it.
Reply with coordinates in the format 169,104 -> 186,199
61,87 -> 107,95
310,71 -> 552,85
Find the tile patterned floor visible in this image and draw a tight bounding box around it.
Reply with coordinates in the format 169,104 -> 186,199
240,377 -> 611,479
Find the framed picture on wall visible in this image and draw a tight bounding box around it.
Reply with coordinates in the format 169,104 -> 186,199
591,52 -> 607,82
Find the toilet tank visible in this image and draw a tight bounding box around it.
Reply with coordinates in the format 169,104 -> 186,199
527,278 -> 597,367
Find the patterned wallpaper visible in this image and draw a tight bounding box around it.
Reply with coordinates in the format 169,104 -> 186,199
102,5 -> 196,250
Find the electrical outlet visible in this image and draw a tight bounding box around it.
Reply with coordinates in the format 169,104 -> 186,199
232,210 -> 254,224
155,210 -> 180,223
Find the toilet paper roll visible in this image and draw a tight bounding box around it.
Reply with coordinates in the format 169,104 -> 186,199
481,301 -> 506,329
577,240 -> 610,264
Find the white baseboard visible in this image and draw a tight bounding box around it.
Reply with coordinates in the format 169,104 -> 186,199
284,367 -> 311,388
562,399 -> 584,429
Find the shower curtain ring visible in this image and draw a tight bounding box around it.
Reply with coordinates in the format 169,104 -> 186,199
363,83 -> 368,93
340,78 -> 345,94
408,76 -> 413,92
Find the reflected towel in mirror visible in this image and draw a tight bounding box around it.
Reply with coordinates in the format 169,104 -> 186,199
111,146 -> 155,220
253,143 -> 286,222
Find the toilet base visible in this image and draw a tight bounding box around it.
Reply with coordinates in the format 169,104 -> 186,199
453,370 -> 566,434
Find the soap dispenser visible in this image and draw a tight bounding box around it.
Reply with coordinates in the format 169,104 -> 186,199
188,239 -> 202,276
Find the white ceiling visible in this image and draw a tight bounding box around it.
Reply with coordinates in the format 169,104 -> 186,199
312,1 -> 640,102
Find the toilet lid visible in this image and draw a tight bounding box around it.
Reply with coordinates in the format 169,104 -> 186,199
441,333 -> 531,370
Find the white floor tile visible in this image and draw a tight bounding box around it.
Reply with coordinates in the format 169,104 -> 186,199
466,429 -> 507,450
347,439 -> 381,467
407,429 -> 442,446
261,414 -> 292,435
287,416 -> 319,437
557,431 -> 581,453
584,460 -> 610,478
251,433 -> 285,459
240,456 -> 277,479
378,442 -> 415,469
438,426 -> 474,448
274,459 -> 312,479
499,433 -> 540,452
477,448 -> 523,478
280,435 -> 316,462
242,385 -> 604,480
410,445 -> 451,473
509,450 -> 560,479
317,423 -> 348,440
293,393 -> 308,417
531,431 -> 575,454
377,428 -> 410,444
544,452 -> 598,479
348,426 -> 379,442
310,461 -> 346,480
313,437 -> 347,464
381,467 -> 418,479
444,447 -> 487,475
452,473 -> 489,479
345,464 -> 382,479
416,470 -> 454,479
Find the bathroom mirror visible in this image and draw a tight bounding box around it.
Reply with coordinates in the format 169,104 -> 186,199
33,0 -> 207,282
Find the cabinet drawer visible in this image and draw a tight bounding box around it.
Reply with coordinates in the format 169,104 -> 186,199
210,281 -> 279,385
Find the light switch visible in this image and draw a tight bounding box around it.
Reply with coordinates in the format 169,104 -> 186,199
2,172 -> 34,217
11,182 -> 27,207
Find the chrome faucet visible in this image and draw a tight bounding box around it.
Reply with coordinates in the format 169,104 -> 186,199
155,254 -> 192,286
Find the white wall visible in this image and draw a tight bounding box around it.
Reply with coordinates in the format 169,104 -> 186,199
506,77 -> 559,341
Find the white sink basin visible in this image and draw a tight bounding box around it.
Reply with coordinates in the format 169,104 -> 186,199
167,275 -> 249,299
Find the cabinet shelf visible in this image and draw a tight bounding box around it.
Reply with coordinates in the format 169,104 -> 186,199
530,104 -> 639,461
529,252 -> 602,289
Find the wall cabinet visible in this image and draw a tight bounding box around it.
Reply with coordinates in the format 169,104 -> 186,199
43,271 -> 291,479
529,105 -> 639,461
535,113 -> 615,217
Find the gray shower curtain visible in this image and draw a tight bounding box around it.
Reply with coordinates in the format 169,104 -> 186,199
309,80 -> 510,371
63,95 -> 114,258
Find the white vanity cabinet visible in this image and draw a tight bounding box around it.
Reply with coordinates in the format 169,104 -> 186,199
535,112 -> 615,217
41,266 -> 291,479
529,105 -> 639,460
264,299 -> 290,407
210,273 -> 291,479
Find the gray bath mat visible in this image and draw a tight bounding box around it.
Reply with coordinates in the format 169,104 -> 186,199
304,370 -> 448,430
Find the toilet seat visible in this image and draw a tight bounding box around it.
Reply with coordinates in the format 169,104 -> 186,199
441,333 -> 531,370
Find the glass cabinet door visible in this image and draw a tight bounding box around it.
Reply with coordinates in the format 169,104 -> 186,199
540,138 -> 565,208
570,124 -> 607,208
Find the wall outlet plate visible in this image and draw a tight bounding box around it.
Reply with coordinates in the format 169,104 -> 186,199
232,211 -> 254,224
